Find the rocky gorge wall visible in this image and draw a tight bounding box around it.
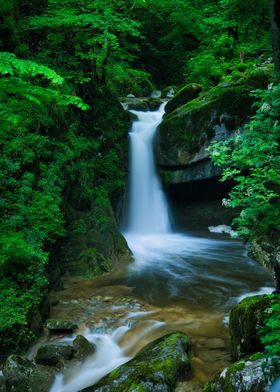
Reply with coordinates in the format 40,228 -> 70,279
156,69 -> 271,196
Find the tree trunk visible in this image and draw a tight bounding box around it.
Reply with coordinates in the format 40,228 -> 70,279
271,0 -> 280,76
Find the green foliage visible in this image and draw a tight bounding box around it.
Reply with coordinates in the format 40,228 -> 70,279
25,0 -> 142,93
184,0 -> 270,87
210,83 -> 280,238
261,296 -> 280,355
0,52 -> 88,349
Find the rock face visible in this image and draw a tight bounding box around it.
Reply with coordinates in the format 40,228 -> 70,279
3,355 -> 55,392
157,69 -> 270,186
248,238 -> 280,292
229,295 -> 272,361
87,332 -> 191,391
203,355 -> 280,392
229,295 -> 280,361
58,201 -> 131,278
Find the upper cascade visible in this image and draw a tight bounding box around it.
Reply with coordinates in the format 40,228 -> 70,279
126,103 -> 171,234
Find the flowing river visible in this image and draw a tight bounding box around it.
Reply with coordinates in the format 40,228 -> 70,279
49,104 -> 273,392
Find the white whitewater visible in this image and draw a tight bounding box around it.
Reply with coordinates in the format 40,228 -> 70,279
127,103 -> 171,234
49,321 -> 165,392
123,104 -> 201,270
49,103 -> 274,392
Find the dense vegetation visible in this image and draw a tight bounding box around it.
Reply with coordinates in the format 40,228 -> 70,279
1,0 -> 279,354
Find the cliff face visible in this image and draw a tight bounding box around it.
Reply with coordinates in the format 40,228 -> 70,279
156,69 -> 271,188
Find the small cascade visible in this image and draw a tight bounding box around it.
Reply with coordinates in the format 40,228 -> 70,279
49,320 -> 165,392
126,104 -> 171,234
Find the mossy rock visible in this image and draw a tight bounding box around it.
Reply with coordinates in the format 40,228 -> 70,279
73,335 -> 96,360
229,295 -> 280,361
46,319 -> 78,332
203,354 -> 280,392
87,332 -> 191,391
3,355 -> 55,392
157,69 -> 271,168
59,201 -> 132,278
161,86 -> 178,98
35,344 -> 73,366
164,83 -> 202,115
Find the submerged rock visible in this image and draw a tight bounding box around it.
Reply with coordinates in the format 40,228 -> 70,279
73,335 -> 96,360
46,319 -> 78,332
203,355 -> 280,392
229,295 -> 275,361
3,355 -> 55,392
35,344 -> 73,366
87,332 -> 191,391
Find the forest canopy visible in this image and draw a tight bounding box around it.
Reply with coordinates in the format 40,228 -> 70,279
0,0 -> 279,353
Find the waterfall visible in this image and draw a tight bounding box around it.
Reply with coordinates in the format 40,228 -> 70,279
126,103 -> 171,234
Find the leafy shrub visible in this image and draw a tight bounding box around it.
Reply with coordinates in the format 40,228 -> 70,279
210,83 -> 280,238
261,296 -> 280,355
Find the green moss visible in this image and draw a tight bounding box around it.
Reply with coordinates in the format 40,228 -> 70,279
165,83 -> 202,114
88,332 -> 190,391
204,354 -> 280,392
157,68 -> 272,167
249,352 -> 265,361
229,295 -> 277,360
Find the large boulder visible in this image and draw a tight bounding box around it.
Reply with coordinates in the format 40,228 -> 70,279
35,344 -> 73,366
3,355 -> 55,392
229,295 -> 275,361
203,355 -> 280,392
86,332 -> 191,391
157,69 -> 271,186
164,83 -> 202,115
72,335 -> 96,360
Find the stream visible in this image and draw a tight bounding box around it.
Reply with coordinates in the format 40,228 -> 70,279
48,103 -> 273,392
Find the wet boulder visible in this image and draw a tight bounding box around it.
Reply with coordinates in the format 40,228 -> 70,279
88,332 -> 191,391
3,355 -> 55,392
229,295 -> 279,361
35,344 -> 73,366
203,355 -> 280,392
73,335 -> 96,360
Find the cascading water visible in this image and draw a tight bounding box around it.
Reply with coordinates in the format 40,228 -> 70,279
48,102 -> 273,392
122,104 -> 273,304
126,103 -> 171,234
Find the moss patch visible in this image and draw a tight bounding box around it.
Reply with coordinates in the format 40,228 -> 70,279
87,332 -> 191,391
229,295 -> 280,361
164,83 -> 202,115
157,68 -> 271,168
